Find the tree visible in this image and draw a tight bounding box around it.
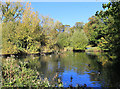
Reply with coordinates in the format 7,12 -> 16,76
1,2 -> 43,54
70,30 -> 88,50
75,22 -> 84,30
96,1 -> 120,57
40,16 -> 60,51
54,20 -> 64,32
15,2 -> 42,53
0,1 -> 24,22
83,16 -> 105,46
57,32 -> 71,48
1,1 -> 25,54
2,21 -> 19,54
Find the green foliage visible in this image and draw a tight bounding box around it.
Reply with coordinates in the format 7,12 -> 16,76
75,22 -> 84,29
70,30 -> 88,50
84,1 -> 120,58
2,22 -> 19,54
83,16 -> 105,46
1,2 -> 43,54
1,1 -> 89,54
40,16 -> 60,51
57,22 -> 88,50
95,1 -> 120,57
15,3 -> 42,53
0,1 -> 24,22
57,32 -> 70,48
2,56 -> 50,87
2,56 -> 63,87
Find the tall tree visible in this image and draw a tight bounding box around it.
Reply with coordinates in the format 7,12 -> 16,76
96,1 -> 120,57
15,2 -> 42,53
1,1 -> 25,54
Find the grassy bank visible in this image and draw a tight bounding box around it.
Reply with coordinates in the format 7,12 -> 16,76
85,46 -> 102,52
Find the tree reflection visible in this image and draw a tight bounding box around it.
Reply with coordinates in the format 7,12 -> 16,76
7,52 -> 120,87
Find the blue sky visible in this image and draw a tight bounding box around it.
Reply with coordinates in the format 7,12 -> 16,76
31,2 -> 108,27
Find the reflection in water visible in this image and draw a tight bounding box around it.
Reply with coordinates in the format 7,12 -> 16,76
3,52 -> 120,87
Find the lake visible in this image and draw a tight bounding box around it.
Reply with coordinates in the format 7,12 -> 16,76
2,51 -> 120,87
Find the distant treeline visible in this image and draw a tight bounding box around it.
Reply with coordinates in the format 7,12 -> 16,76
0,1 -> 120,58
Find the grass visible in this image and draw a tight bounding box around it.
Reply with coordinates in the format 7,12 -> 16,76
85,46 -> 102,52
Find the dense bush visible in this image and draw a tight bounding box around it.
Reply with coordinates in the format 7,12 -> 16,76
2,56 -> 50,87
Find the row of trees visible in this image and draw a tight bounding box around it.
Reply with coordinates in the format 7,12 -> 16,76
1,1 -> 120,58
0,1 -> 88,54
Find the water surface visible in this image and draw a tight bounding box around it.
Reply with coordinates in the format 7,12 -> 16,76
3,52 -> 120,87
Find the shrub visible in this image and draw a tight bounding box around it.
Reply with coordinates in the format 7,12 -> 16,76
2,56 -> 50,87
